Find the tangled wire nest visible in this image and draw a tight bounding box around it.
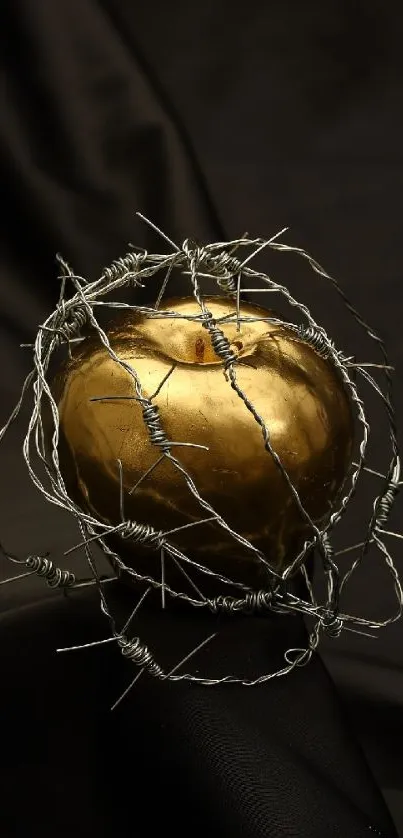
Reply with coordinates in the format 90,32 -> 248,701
1,213 -> 402,702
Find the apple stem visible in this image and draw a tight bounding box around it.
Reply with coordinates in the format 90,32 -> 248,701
195,337 -> 205,362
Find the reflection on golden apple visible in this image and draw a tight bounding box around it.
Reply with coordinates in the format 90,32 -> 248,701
53,296 -> 354,587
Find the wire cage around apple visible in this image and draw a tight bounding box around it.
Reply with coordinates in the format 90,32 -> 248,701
0,214 -> 402,700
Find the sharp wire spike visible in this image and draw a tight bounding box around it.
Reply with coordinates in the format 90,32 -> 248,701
344,626 -> 378,639
163,516 -> 218,538
122,586 -> 151,634
155,263 -> 175,309
149,363 -> 177,400
237,240 -> 271,271
334,540 -> 373,557
352,462 -> 398,482
129,454 -> 166,495
72,575 -> 117,590
240,288 -> 280,293
237,227 -> 288,271
169,553 -> 207,602
0,369 -> 35,443
236,272 -> 241,332
57,588 -> 151,653
0,569 -> 37,586
166,632 -> 217,678
64,529 -> 106,557
167,442 -> 209,450
127,240 -> 148,250
379,528 -> 403,541
136,212 -> 180,252
354,463 -> 383,478
269,226 -> 289,242
161,547 -> 166,610
57,635 -> 118,653
89,395 -> 139,402
347,362 -> 395,370
110,668 -> 145,712
0,540 -> 25,564
117,459 -> 125,522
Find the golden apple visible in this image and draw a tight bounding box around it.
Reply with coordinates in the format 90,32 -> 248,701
53,296 -> 354,589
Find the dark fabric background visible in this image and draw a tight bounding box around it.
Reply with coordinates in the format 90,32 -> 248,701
1,1 -> 402,835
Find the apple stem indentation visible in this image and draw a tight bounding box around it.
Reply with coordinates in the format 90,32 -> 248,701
195,337 -> 205,362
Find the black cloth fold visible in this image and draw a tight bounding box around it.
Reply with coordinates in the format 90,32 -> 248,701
0,585 -> 398,837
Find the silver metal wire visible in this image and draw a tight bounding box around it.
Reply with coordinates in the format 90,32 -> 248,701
0,214 -> 401,691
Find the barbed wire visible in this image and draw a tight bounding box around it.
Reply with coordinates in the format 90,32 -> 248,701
0,213 -> 401,703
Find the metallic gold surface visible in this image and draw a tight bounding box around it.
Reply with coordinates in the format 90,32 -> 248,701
54,296 -> 354,584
